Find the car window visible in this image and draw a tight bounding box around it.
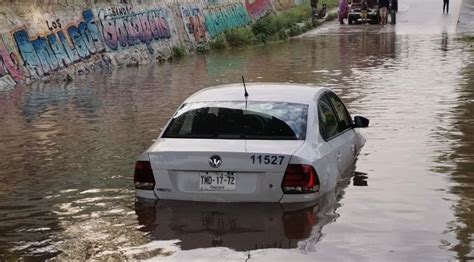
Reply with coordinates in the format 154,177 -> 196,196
318,97 -> 339,140
162,101 -> 308,140
326,93 -> 352,132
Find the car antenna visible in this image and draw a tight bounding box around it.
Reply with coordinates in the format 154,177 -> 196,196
242,76 -> 249,152
241,76 -> 249,98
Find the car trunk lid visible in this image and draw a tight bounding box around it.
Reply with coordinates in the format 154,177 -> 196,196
147,139 -> 304,202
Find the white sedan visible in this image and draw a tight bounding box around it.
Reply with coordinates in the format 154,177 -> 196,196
134,83 -> 368,203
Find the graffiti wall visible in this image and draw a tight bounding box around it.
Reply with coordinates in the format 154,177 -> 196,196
0,0 -> 299,88
0,34 -> 25,84
13,10 -> 106,78
180,4 -> 208,44
204,3 -> 251,37
97,5 -> 173,51
245,0 -> 273,20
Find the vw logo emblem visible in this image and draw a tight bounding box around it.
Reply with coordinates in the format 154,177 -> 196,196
209,155 -> 222,168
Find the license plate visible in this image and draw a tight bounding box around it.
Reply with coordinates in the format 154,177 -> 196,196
199,172 -> 236,191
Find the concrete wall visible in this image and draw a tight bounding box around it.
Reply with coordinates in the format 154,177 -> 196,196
458,0 -> 474,34
0,0 -> 302,88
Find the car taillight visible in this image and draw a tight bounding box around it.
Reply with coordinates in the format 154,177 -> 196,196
134,161 -> 155,190
282,164 -> 320,194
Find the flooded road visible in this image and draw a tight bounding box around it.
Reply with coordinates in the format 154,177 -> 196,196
1,5 -> 474,261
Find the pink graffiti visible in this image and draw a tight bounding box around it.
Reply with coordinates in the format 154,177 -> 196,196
0,39 -> 24,81
245,0 -> 273,20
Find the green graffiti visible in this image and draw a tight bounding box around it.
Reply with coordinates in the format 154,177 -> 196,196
204,3 -> 250,37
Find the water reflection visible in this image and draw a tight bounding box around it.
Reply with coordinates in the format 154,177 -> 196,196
135,200 -> 322,250
447,48 -> 474,260
135,170 -> 352,252
353,172 -> 368,186
441,32 -> 449,52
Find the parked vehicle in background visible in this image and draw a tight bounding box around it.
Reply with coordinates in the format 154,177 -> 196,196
348,0 -> 379,24
134,83 -> 369,203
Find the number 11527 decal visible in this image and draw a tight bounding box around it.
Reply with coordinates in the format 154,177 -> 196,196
250,155 -> 284,165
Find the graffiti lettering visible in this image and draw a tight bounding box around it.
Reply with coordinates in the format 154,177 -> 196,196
0,38 -> 24,81
46,19 -> 62,31
32,36 -> 59,72
98,8 -> 171,50
13,30 -> 44,77
82,10 -> 106,53
110,6 -> 134,17
57,31 -> 80,63
204,3 -> 250,37
47,33 -> 73,67
13,10 -> 104,77
180,5 -> 207,44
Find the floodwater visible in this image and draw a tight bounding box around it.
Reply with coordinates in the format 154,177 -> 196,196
1,20 -> 474,262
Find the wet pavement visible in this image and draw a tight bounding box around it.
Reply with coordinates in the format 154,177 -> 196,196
1,0 -> 473,260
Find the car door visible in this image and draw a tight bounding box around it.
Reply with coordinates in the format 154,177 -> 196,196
325,92 -> 358,172
317,95 -> 347,187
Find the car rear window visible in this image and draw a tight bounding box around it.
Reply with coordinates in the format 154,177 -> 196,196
162,101 -> 308,140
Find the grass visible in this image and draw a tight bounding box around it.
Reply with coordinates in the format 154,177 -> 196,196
208,1 -> 339,50
324,0 -> 339,9
225,27 -> 254,47
209,34 -> 228,49
457,35 -> 474,48
288,24 -> 303,37
196,44 -> 209,53
458,35 -> 474,42
172,46 -> 186,58
252,4 -> 312,42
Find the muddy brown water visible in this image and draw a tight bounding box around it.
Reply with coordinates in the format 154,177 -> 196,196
0,26 -> 473,260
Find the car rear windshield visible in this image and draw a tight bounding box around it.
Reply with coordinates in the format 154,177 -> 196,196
162,101 -> 308,140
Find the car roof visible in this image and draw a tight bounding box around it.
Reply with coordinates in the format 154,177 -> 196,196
185,83 -> 328,104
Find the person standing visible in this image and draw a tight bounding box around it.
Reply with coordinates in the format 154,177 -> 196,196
389,0 -> 396,24
443,0 -> 449,13
311,0 -> 319,18
339,0 -> 348,24
379,0 -> 389,25
361,0 -> 368,24
392,0 -> 398,12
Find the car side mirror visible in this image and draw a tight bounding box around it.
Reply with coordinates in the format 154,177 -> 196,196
354,116 -> 369,128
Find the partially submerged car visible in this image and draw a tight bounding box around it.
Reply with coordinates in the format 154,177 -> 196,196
134,83 -> 369,203
348,0 -> 379,24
